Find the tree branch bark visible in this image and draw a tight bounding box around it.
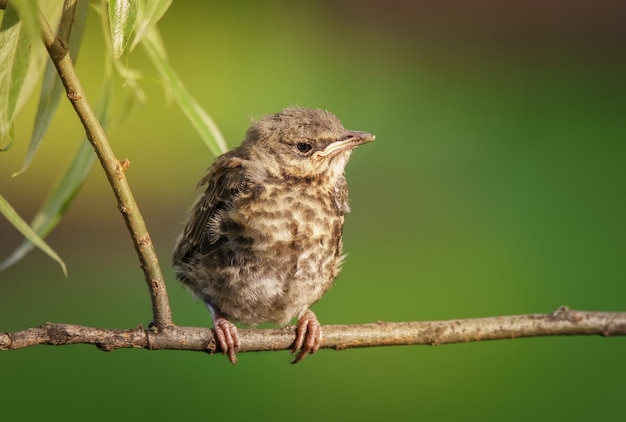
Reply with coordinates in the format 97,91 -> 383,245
36,3 -> 173,329
2,308 -> 625,359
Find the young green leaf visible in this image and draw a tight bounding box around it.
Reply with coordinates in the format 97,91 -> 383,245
13,0 -> 90,176
108,0 -> 138,59
0,78 -> 112,273
141,28 -> 228,156
0,194 -> 67,276
12,1 -> 63,119
6,0 -> 40,47
0,4 -> 31,150
130,0 -> 172,51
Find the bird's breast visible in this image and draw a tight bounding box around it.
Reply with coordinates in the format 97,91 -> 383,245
236,181 -> 343,275
235,180 -> 343,243
209,180 -> 346,324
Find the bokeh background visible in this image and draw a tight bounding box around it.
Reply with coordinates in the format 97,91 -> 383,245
1,1 -> 625,420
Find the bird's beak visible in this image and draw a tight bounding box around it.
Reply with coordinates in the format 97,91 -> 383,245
317,131 -> 376,157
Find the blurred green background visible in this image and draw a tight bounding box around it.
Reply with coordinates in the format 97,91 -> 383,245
1,1 -> 625,420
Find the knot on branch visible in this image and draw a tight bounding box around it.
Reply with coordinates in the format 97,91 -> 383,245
45,322 -> 74,345
551,305 -> 571,319
119,159 -> 131,173
0,333 -> 11,350
48,38 -> 70,61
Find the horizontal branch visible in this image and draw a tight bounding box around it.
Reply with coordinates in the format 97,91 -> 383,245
1,308 -> 625,359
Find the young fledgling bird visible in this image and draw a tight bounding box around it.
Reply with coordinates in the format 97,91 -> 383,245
173,108 -> 374,364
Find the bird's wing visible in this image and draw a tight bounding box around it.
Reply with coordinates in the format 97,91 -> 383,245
173,153 -> 246,264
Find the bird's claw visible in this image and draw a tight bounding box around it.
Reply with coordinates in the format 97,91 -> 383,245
291,310 -> 322,364
214,317 -> 240,364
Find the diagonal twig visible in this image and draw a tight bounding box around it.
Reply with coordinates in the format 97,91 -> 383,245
36,4 -> 173,329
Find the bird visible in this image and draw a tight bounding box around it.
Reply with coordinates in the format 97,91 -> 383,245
172,107 -> 374,364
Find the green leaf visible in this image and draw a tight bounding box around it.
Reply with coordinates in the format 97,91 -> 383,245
12,1 -> 63,118
1,143 -> 95,273
141,28 -> 228,156
130,0 -> 172,51
0,4 -> 31,150
96,1 -> 146,112
108,0 -> 138,59
0,77 -> 112,273
13,0 -> 90,176
7,0 -> 40,48
0,194 -> 67,276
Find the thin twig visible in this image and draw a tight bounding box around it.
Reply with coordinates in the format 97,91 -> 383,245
57,0 -> 78,47
1,308 -> 625,357
36,7 -> 173,328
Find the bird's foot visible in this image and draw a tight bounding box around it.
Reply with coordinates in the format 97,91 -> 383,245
213,317 -> 240,365
291,310 -> 322,364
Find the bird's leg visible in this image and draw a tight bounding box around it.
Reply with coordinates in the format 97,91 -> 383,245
207,305 -> 239,364
291,309 -> 322,364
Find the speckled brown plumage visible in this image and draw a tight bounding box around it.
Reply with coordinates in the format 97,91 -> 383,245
173,108 -> 374,364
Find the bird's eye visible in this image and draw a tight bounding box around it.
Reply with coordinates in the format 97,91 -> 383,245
296,142 -> 313,153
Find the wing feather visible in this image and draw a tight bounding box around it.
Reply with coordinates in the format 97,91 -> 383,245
173,153 -> 246,266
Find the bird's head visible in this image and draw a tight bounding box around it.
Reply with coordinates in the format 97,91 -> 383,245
242,108 -> 375,182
